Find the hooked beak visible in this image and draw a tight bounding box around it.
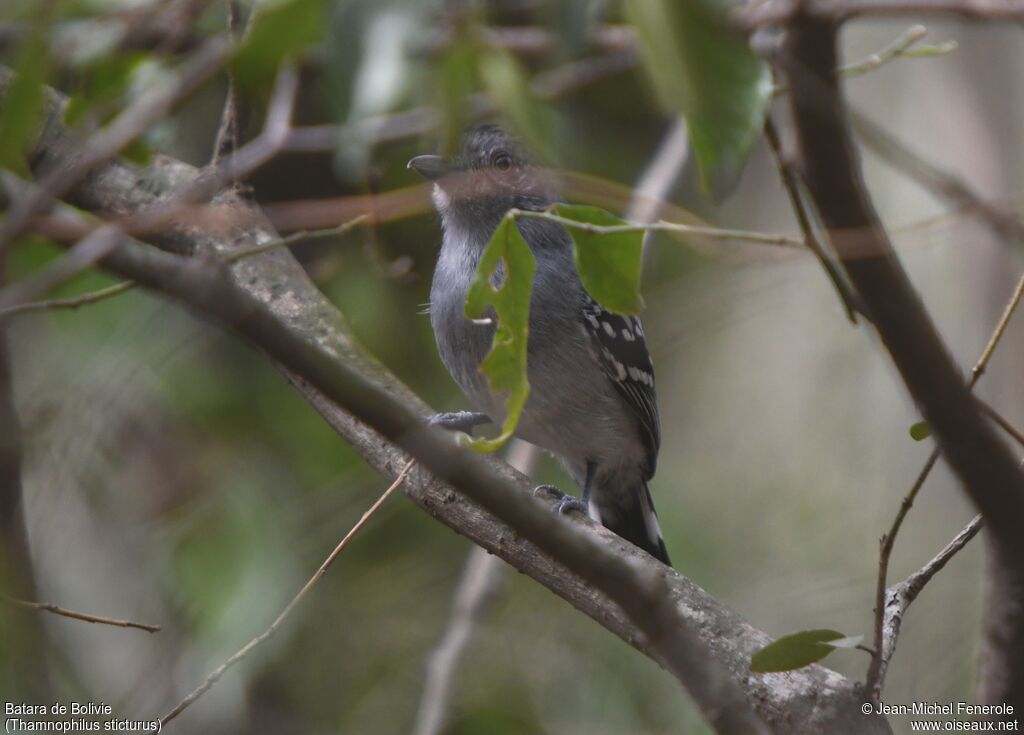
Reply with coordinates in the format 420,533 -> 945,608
407,154 -> 449,181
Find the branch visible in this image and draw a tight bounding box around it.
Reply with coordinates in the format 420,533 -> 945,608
763,115 -> 862,321
8,76 -> 892,735
877,514 -> 984,697
779,9 -> 1024,711
2,594 -> 160,633
508,208 -> 805,248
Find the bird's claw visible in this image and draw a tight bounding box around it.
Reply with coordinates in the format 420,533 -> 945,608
428,411 -> 490,435
553,495 -> 588,516
534,484 -> 587,515
533,484 -> 563,502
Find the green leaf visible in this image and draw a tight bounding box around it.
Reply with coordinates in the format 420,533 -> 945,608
552,204 -> 644,315
624,0 -> 771,198
462,217 -> 536,453
750,629 -> 848,673
910,421 -> 931,441
0,24 -> 49,173
231,0 -> 325,93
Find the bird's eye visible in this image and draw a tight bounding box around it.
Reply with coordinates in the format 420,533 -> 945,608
492,153 -> 513,171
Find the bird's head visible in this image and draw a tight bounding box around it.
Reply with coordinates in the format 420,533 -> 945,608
408,124 -> 557,235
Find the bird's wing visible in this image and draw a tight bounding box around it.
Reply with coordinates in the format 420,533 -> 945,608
580,296 -> 661,476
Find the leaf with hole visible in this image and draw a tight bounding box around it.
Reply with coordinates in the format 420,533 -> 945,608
462,217 -> 536,453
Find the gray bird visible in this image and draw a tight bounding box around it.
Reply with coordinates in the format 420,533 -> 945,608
409,125 -> 669,565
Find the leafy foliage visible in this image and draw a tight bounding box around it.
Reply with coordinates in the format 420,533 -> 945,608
750,629 -> 862,673
551,204 -> 645,315
463,217 -> 536,453
624,0 -> 771,198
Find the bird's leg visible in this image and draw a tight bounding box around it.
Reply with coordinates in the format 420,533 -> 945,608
428,411 -> 491,436
549,461 -> 594,516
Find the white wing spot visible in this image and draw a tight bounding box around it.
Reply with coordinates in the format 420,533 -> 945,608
602,321 -> 616,337
621,328 -> 635,341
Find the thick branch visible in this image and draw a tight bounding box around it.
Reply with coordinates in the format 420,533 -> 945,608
779,11 -> 1024,711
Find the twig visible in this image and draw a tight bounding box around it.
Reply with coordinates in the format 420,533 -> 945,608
412,441 -> 538,735
979,399 -> 1024,451
876,514 -> 984,694
772,24 -> 957,96
0,218 -> 367,320
3,593 -> 160,633
210,0 -> 244,165
508,208 -> 805,248
161,459 -> 415,727
0,280 -> 134,319
763,116 -> 862,321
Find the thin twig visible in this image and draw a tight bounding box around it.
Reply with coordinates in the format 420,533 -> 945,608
763,116 -> 862,321
3,593 -> 160,633
773,24 -> 956,96
161,458 -> 415,728
210,0 -> 244,166
876,514 -> 984,693
0,281 -> 135,319
508,208 -> 805,248
979,399 -> 1024,451
0,218 -> 367,320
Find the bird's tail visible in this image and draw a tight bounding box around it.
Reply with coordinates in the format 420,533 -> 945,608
595,482 -> 670,566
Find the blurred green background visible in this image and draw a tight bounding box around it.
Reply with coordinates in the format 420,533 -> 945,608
2,1 -> 1023,733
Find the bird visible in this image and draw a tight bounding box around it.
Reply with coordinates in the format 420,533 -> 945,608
408,124 -> 670,565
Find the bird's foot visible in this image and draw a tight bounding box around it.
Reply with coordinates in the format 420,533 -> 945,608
533,485 -> 587,516
554,495 -> 588,516
428,411 -> 491,436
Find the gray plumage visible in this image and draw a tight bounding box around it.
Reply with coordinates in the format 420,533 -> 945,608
410,125 -> 669,565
